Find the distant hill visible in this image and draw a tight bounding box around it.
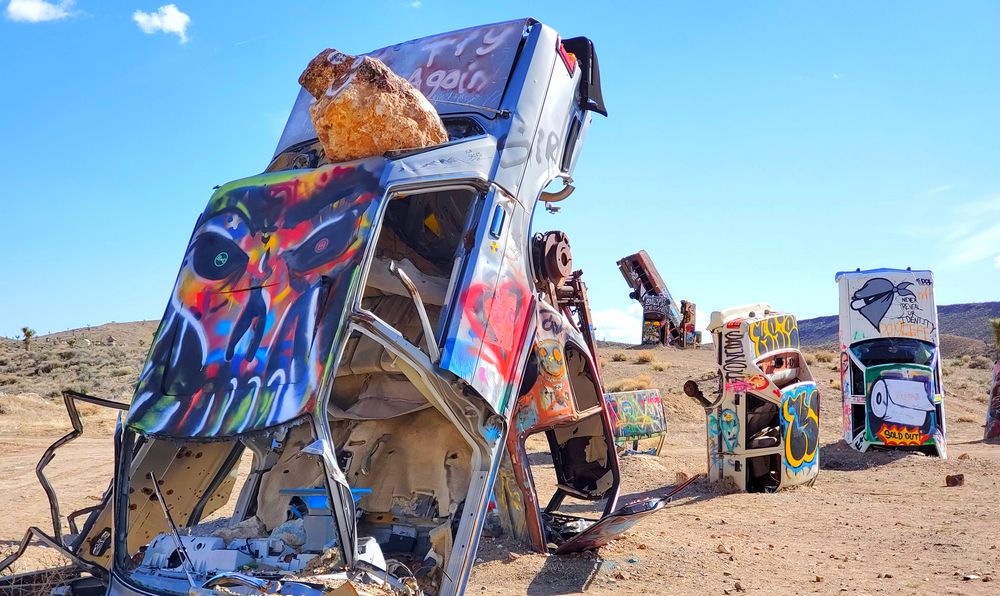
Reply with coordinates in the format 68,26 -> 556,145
798,301 -> 1000,356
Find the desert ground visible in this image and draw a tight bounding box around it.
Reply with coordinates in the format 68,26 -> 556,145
1,324 -> 998,595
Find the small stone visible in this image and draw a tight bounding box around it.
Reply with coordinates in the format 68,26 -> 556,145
815,576 -> 824,582
983,576 -> 993,582
958,453 -> 970,460
506,552 -> 521,561
884,573 -> 893,578
717,544 -> 734,555
638,543 -> 648,550
627,557 -> 639,564
734,581 -> 745,592
946,474 -> 965,487
963,574 -> 981,581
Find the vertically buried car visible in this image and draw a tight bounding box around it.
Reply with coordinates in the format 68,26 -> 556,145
836,268 -> 947,457
1,19 -> 663,596
696,305 -> 820,492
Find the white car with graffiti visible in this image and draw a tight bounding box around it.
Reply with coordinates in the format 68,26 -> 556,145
836,268 -> 947,458
692,304 -> 820,492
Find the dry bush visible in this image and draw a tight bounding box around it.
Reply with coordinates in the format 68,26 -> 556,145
815,351 -> 835,363
828,378 -> 841,390
804,353 -> 816,366
606,374 -> 652,392
633,351 -> 654,364
957,414 -> 977,423
969,356 -> 991,370
610,352 -> 627,362
652,363 -> 666,372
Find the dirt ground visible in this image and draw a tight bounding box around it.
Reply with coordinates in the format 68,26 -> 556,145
2,343 -> 998,595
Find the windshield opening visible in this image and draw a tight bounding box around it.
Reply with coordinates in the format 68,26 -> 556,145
114,420 -> 350,595
360,187 -> 478,358
850,338 -> 936,368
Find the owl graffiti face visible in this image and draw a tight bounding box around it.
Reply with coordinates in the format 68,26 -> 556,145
128,163 -> 384,437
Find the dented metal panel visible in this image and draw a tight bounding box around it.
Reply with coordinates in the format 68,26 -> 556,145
128,161 -> 387,438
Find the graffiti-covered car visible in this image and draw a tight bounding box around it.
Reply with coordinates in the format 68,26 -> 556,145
0,18 -> 663,596
836,268 -> 947,458
699,304 -> 820,492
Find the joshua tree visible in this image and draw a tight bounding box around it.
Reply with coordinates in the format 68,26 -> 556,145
990,318 -> 1000,359
21,326 -> 36,351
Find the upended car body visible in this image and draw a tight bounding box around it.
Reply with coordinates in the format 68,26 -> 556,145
1,18 -> 663,596
836,268 -> 947,458
700,305 -> 820,492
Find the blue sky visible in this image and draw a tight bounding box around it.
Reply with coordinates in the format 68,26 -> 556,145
2,1 -> 998,342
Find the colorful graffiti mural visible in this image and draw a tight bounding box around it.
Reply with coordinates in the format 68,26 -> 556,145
780,384 -> 820,474
864,365 -> 938,447
439,199 -> 534,414
128,161 -> 386,437
986,362 -> 1000,444
604,389 -> 666,440
747,314 -> 799,358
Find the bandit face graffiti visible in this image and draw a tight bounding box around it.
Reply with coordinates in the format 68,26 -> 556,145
128,162 -> 385,437
850,277 -> 915,330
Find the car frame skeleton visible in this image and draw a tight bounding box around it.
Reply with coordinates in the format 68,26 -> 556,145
1,18 -> 665,596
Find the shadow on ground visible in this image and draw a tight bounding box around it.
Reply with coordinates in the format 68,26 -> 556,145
820,439 -> 918,471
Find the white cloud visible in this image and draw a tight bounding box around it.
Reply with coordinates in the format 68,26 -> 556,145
994,254 -> 1000,269
591,303 -> 642,344
942,195 -> 1000,266
133,4 -> 190,43
408,0 -> 422,7
832,73 -> 844,80
5,0 -> 74,22
922,184 -> 954,197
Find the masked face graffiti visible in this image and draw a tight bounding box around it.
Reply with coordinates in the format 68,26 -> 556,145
850,277 -> 915,330
128,164 -> 384,437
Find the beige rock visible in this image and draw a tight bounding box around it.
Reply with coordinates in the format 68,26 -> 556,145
299,48 -> 448,162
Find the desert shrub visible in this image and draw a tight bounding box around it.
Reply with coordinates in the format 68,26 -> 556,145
610,352 -> 627,362
804,353 -> 816,365
829,378 -> 841,390
110,367 -> 131,377
606,374 -> 652,392
633,351 -> 654,364
815,351 -> 835,363
969,356 -> 991,370
652,363 -> 666,372
956,414 -> 977,423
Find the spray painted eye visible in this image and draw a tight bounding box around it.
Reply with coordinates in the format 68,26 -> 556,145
286,216 -> 354,273
191,233 -> 248,280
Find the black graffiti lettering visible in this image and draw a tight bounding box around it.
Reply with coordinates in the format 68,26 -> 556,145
540,313 -> 564,335
722,330 -> 746,382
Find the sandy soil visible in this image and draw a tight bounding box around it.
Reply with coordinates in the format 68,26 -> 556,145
2,344 -> 998,595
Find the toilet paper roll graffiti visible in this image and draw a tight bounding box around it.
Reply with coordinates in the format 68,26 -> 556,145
869,378 -> 933,428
